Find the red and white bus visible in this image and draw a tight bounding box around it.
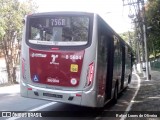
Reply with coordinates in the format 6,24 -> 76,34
20,12 -> 133,107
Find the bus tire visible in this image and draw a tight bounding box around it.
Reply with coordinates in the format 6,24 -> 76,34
113,84 -> 118,104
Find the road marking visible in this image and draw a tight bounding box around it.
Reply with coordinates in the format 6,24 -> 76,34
120,73 -> 141,120
6,102 -> 56,120
29,101 -> 56,111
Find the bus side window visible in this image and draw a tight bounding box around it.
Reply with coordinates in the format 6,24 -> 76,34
113,36 -> 118,49
113,36 -> 121,55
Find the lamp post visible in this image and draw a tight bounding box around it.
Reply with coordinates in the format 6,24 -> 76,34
142,0 -> 151,80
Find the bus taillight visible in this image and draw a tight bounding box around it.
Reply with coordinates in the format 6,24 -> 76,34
87,62 -> 94,86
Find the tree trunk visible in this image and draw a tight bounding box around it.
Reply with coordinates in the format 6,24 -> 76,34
12,66 -> 18,84
6,63 -> 13,84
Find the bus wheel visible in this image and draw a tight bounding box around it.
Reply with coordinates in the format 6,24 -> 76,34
113,84 -> 118,104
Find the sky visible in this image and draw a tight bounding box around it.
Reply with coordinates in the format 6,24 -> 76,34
33,0 -> 132,33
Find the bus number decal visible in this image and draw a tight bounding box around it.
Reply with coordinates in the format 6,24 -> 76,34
70,64 -> 78,72
51,18 -> 66,26
66,55 -> 82,60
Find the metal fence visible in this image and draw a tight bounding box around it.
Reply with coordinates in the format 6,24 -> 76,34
150,59 -> 160,71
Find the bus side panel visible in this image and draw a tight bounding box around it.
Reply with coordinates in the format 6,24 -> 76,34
124,46 -> 130,87
126,48 -> 132,84
80,14 -> 98,107
112,37 -> 120,96
20,24 -> 27,97
105,35 -> 114,100
20,45 -> 32,97
120,45 -> 125,89
96,18 -> 108,106
20,26 -> 30,97
129,52 -> 134,83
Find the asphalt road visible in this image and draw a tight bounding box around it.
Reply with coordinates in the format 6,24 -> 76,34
0,73 -> 139,120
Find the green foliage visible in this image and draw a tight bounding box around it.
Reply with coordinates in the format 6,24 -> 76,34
145,0 -> 160,59
0,0 -> 37,84
119,31 -> 136,51
0,0 -> 37,39
119,32 -> 129,42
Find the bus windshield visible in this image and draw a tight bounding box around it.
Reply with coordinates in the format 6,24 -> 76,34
28,15 -> 90,46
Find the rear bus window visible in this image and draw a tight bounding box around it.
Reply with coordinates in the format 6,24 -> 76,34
28,16 -> 89,46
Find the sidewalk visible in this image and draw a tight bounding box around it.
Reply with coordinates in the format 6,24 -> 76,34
0,57 -> 20,85
126,70 -> 160,119
0,84 -> 20,94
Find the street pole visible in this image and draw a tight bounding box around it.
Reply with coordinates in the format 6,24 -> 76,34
142,0 -> 150,80
137,0 -> 146,75
122,0 -> 150,79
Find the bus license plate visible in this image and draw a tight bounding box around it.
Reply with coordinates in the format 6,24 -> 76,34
43,93 -> 63,98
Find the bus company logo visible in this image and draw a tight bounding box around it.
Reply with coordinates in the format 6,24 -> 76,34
31,53 -> 47,58
50,54 -> 59,65
47,77 -> 59,83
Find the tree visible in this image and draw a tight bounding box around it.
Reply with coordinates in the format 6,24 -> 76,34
0,0 -> 37,84
119,31 -> 136,51
145,0 -> 160,59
